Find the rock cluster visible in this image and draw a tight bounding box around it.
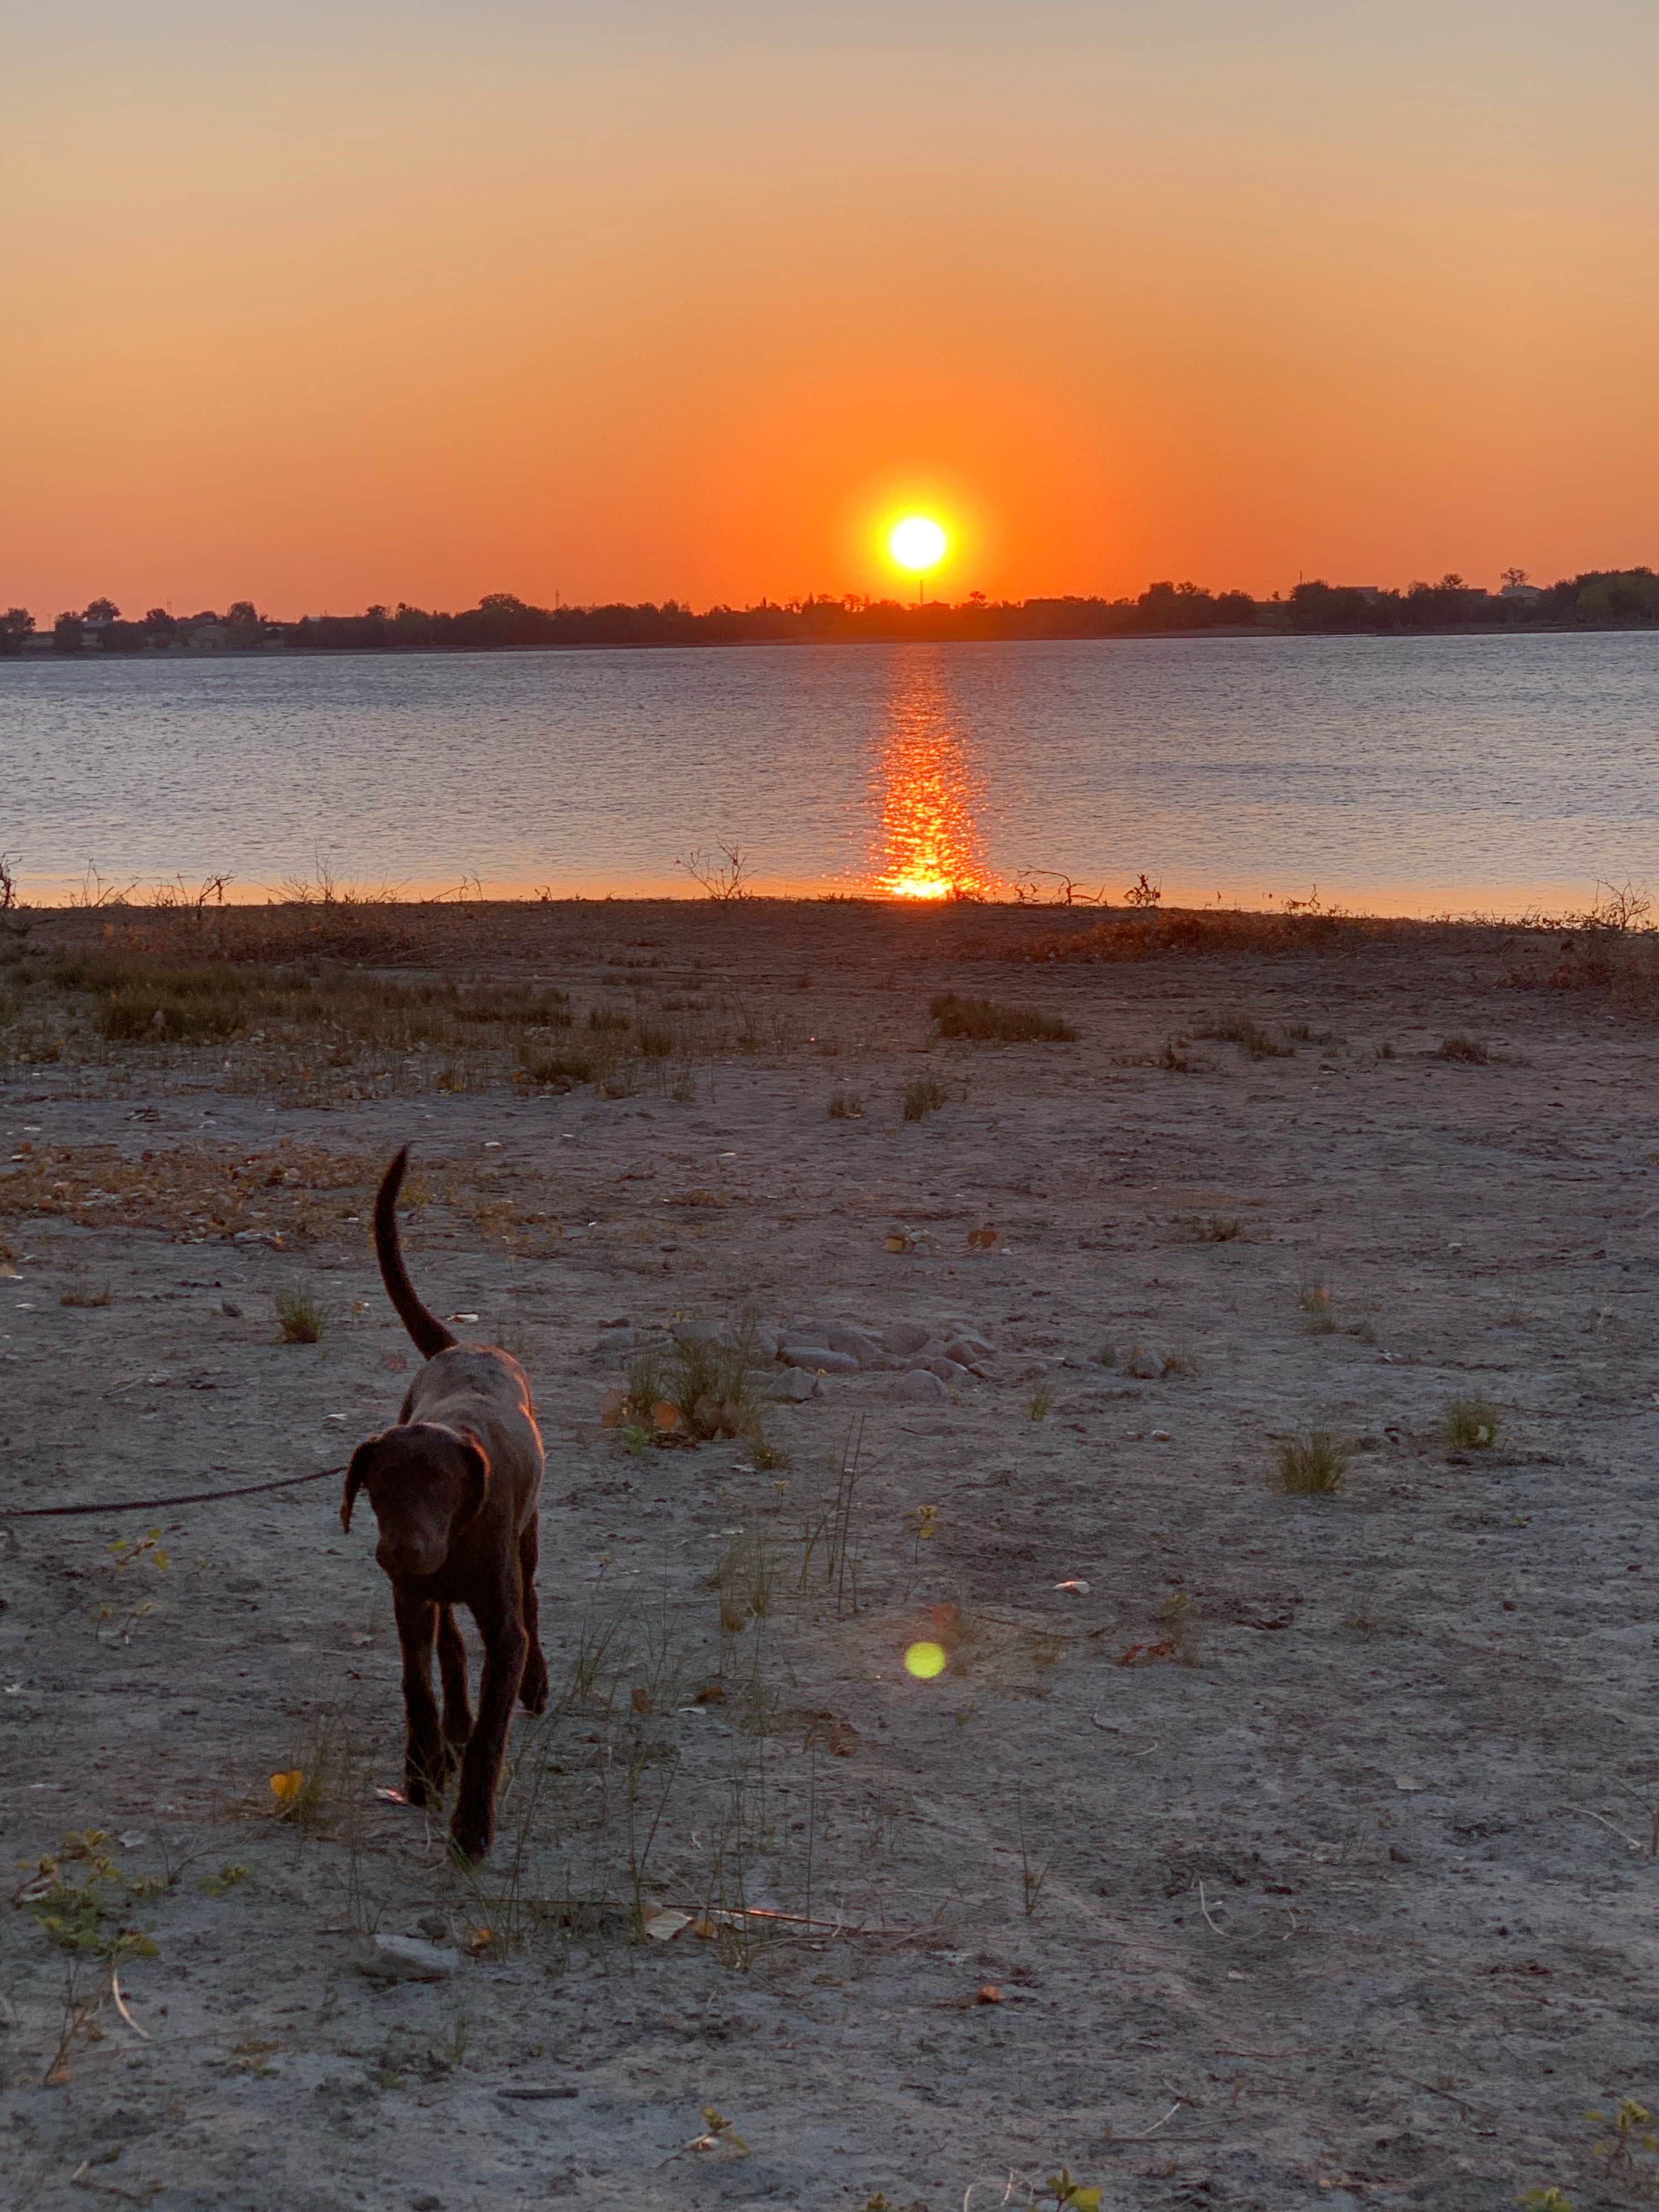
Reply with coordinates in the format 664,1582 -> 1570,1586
666,1314 -> 996,1406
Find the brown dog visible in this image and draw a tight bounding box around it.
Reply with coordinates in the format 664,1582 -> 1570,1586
342,1146 -> 548,1861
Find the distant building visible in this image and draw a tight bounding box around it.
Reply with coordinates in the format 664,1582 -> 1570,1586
1335,585 -> 1382,602
183,622 -> 229,652
1500,580 -> 1543,600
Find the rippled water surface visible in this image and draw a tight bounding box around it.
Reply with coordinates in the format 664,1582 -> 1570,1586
7,632 -> 1659,912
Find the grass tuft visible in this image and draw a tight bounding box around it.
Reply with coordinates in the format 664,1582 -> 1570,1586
902,1075 -> 949,1122
929,993 -> 1077,1043
274,1288 -> 326,1344
1438,1034 -> 1490,1063
827,1090 -> 865,1120
1277,1430 -> 1350,1494
59,1283 -> 112,1308
1443,1395 -> 1501,1450
1198,1014 -> 1294,1059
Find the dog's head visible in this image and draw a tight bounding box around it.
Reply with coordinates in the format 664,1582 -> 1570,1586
341,1423 -> 490,1581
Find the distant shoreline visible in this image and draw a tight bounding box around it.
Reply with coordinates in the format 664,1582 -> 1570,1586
11,617 -> 1659,666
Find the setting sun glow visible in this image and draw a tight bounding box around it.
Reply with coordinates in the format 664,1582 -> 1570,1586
888,516 -> 947,572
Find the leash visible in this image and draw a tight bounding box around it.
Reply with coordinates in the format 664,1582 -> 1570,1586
0,1465 -> 347,1521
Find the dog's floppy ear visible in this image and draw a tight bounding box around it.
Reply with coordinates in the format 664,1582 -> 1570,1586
454,1432 -> 490,1531
341,1438 -> 376,1533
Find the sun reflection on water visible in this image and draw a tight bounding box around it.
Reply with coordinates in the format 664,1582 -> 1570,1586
872,659 -> 994,900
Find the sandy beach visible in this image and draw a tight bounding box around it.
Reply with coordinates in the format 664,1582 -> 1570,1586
3,895 -> 1657,2211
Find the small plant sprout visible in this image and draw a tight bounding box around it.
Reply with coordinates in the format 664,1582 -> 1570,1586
1024,1385 -> 1052,1421
92,1528 -> 170,1644
199,1862 -> 252,1895
1159,1589 -> 1201,1665
1016,1793 -> 1050,1917
1277,1430 -> 1350,1494
689,2106 -> 750,2154
1516,2191 -> 1574,2212
908,1499 -> 940,1578
1298,1279 -> 1336,1334
1443,1395 -> 1500,1450
274,1287 -> 325,1344
1038,2172 -> 1104,2211
1588,2098 -> 1659,2181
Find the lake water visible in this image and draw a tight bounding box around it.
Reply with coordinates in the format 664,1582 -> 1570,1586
7,631 -> 1659,915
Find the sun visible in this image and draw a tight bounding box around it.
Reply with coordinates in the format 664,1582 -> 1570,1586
889,515 -> 947,572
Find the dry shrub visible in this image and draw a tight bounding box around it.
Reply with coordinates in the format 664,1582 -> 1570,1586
0,1142 -> 377,1244
929,993 -> 1077,1042
985,908 -> 1406,965
0,1142 -> 558,1255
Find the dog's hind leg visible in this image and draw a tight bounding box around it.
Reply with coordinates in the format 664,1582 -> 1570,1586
393,1590 -> 447,1808
437,1605 -> 473,1763
517,1520 -> 549,1716
450,1594 -> 527,1864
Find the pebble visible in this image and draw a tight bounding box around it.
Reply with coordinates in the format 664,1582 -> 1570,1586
944,1334 -> 993,1366
823,1323 -> 883,1365
363,1933 -> 455,1982
917,1355 -> 974,1385
881,1320 -> 933,1356
780,1345 -> 860,1374
760,1370 -> 821,1403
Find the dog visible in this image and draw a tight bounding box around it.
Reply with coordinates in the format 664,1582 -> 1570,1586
342,1146 -> 548,1861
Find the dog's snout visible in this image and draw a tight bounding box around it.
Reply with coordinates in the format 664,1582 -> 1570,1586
377,1536 -> 432,1578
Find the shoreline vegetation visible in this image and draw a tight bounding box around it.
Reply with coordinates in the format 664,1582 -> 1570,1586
8,566 -> 1659,658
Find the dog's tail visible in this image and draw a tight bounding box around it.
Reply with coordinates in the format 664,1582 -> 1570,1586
374,1147 -> 457,1361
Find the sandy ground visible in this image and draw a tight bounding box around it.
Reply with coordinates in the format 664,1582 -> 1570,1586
3,900 -> 1658,2212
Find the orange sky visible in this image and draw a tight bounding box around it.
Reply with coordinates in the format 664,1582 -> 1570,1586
5,1 -> 1659,616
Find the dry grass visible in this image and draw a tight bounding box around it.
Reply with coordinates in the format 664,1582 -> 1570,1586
274,1288 -> 326,1345
1437,1034 -> 1491,1064
1276,1430 -> 1350,1494
902,1076 -> 949,1122
1443,1395 -> 1501,1449
826,1090 -> 865,1119
1299,1280 -> 1338,1334
929,992 -> 1078,1043
1197,1013 -> 1294,1059
58,1283 -> 112,1308
986,907 -> 1414,965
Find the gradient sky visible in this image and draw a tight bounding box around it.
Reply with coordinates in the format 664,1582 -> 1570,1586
5,1 -> 1659,615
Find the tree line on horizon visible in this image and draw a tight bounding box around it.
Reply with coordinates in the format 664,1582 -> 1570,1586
5,568 -> 1659,656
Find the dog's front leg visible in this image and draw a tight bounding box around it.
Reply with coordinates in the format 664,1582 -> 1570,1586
393,1589 -> 447,1808
517,1519 -> 549,1716
450,1596 -> 527,1864
437,1605 -> 473,1765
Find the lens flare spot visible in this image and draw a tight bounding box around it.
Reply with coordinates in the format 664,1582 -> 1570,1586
904,1639 -> 948,1679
